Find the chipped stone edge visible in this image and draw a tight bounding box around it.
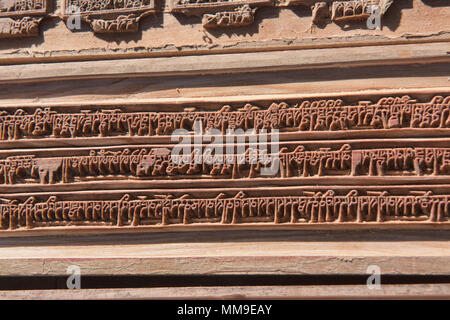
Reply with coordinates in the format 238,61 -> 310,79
0,31 -> 449,66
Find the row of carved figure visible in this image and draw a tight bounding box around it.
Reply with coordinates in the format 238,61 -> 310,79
1,145 -> 450,184
0,0 -> 396,36
1,96 -> 449,140
0,190 -> 448,230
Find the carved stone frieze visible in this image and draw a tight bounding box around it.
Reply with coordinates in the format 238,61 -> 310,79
1,96 -> 449,141
170,0 -> 396,29
2,93 -> 450,232
0,0 -> 48,38
3,145 -> 450,185
1,189 -> 448,230
60,0 -> 156,33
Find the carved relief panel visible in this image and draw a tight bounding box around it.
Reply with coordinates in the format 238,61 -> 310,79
1,94 -> 450,233
169,0 -> 270,28
60,0 -> 156,33
0,0 -> 49,38
169,0 -> 395,29
0,0 -> 407,36
1,96 -> 448,142
2,144 -> 450,187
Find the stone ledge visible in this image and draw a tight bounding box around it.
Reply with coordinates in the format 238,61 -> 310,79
1,283 -> 450,299
0,42 -> 448,84
0,230 -> 448,276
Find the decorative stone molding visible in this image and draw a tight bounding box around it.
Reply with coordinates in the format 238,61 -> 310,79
3,144 -> 450,186
0,0 -> 48,38
1,96 -> 449,141
60,0 -> 156,33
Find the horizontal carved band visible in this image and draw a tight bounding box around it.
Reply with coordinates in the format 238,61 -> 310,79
1,96 -> 449,141
2,145 -> 450,185
171,0 -> 394,29
170,0 -> 270,12
0,0 -> 401,35
1,190 -> 448,230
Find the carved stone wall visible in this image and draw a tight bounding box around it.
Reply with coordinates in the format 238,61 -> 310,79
0,1 -> 449,301
0,0 -> 448,236
0,0 -> 448,62
1,94 -> 450,232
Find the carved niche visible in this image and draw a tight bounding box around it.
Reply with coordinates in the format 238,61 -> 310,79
60,0 -> 156,33
0,0 -> 49,38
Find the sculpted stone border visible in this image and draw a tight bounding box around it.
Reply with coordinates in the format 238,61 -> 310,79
0,189 -> 449,230
1,96 -> 449,142
0,0 -> 428,36
0,0 -> 49,38
170,0 -> 395,29
2,145 -> 450,187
